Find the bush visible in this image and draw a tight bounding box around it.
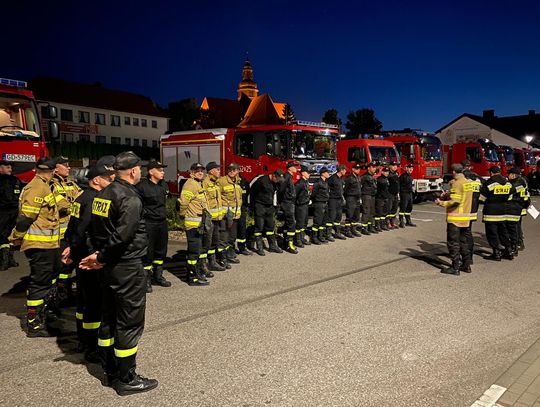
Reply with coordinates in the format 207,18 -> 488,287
166,195 -> 184,231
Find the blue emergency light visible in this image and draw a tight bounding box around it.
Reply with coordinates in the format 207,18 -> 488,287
0,78 -> 28,88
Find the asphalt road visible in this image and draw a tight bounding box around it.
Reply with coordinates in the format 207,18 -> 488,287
0,200 -> 539,407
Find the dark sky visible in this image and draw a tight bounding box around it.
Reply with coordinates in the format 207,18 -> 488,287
6,0 -> 540,131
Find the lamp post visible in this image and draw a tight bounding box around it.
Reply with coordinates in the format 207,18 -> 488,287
524,134 -> 534,149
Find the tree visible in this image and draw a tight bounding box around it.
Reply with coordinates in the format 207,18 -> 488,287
322,108 -> 342,127
345,108 -> 383,138
282,103 -> 296,125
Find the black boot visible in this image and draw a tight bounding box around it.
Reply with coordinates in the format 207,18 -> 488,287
0,248 -> 8,271
484,249 -> 502,261
199,259 -> 214,278
301,231 -> 311,245
226,247 -> 240,264
310,230 -> 321,245
318,229 -> 328,244
187,263 -> 209,286
7,249 -> 18,268
114,357 -> 158,396
26,304 -> 59,338
152,264 -> 172,287
351,226 -> 362,237
208,254 -> 226,271
217,251 -> 231,269
405,215 -> 417,227
325,227 -> 335,242
237,241 -> 253,256
380,220 -> 389,231
361,225 -> 371,236
254,236 -> 266,256
398,215 -> 406,228
460,261 -> 472,273
295,233 -> 304,248
368,223 -> 378,234
144,268 -> 153,293
334,226 -> 346,240
267,235 -> 283,253
344,226 -> 354,238
502,247 -> 514,261
285,236 -> 298,254
441,264 -> 460,276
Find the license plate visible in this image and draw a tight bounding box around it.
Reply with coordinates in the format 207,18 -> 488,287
3,153 -> 36,162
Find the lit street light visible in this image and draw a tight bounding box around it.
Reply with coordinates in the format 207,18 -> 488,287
524,134 -> 534,149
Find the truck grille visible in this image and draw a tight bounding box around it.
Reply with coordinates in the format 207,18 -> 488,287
426,166 -> 442,177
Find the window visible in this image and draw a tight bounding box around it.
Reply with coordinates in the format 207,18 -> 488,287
79,134 -> 90,142
141,119 -> 147,127
142,139 -> 148,147
348,147 -> 366,163
41,106 -> 51,119
61,133 -> 74,142
124,116 -> 131,125
111,136 -> 121,145
466,146 -> 482,163
60,109 -> 73,122
235,133 -> 254,158
133,138 -> 140,146
152,140 -> 157,148
95,113 -> 106,125
133,118 -> 139,126
78,111 -> 90,123
125,138 -> 131,146
111,115 -> 121,127
151,120 -> 157,128
96,135 -> 106,144
265,131 -> 289,158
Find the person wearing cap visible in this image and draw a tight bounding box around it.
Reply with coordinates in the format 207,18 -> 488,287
178,162 -> 211,286
217,163 -> 243,264
250,169 -> 284,255
375,167 -> 391,231
387,161 -> 400,229
435,163 -> 476,275
80,151 -> 158,395
343,163 -> 363,237
202,161 -> 226,272
479,166 -> 514,261
136,159 -> 172,292
0,160 -> 22,270
506,167 -> 530,254
235,173 -> 253,256
9,157 -> 63,337
278,162 -> 299,254
360,162 -> 378,235
527,161 -> 540,196
310,167 -> 332,244
63,163 -> 115,360
399,164 -> 416,227
294,165 -> 312,247
51,156 -> 82,305
327,164 -> 348,240
461,159 -> 482,183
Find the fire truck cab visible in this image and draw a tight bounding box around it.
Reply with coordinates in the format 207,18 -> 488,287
337,137 -> 399,175
443,138 -> 501,179
496,145 -> 514,177
513,147 -> 536,176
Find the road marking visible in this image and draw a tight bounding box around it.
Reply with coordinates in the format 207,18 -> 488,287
414,209 -> 446,215
469,384 -> 506,407
411,218 -> 433,222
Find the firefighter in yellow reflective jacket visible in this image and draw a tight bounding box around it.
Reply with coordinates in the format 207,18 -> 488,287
435,163 -> 477,275
9,158 -> 63,337
179,163 -> 211,286
217,163 -> 243,266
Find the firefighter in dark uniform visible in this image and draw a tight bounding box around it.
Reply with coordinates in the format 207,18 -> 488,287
527,162 -> 540,195
479,166 -> 514,261
278,162 -> 298,254
217,163 -> 243,265
343,163 -> 362,237
387,161 -> 400,229
310,167 -> 331,244
136,159 -> 172,292
399,163 -> 416,227
327,164 -> 347,240
506,167 -> 530,255
250,169 -> 284,255
360,162 -> 378,235
375,167 -> 391,231
80,151 -> 158,395
64,163 -> 114,361
236,174 -> 252,256
0,160 -> 22,270
517,170 -> 531,250
461,160 -> 482,264
202,161 -> 226,272
9,158 -> 62,337
294,165 -> 311,247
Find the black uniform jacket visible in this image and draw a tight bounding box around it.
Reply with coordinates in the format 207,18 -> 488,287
136,177 -> 168,222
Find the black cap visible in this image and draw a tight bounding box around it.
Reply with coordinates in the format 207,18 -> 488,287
352,163 -> 362,170
489,165 -> 501,173
337,164 -> 347,171
190,162 -> 205,171
319,166 -> 329,175
206,161 -> 220,172
54,156 -> 69,165
406,163 -> 414,168
273,169 -> 284,177
366,162 -> 377,168
36,157 -> 56,170
508,167 -> 521,175
86,164 -> 115,180
113,151 -> 147,170
381,166 -> 390,172
389,161 -> 399,166
228,162 -> 240,171
147,159 -> 168,170
0,159 -> 12,166
96,155 -> 116,167
461,159 -> 471,167
300,165 -> 309,173
286,161 -> 298,169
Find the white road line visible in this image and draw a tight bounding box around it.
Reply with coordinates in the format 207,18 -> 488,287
411,218 -> 433,222
413,209 -> 446,215
469,384 -> 506,407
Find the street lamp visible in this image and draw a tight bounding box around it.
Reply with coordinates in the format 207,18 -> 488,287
524,134 -> 534,149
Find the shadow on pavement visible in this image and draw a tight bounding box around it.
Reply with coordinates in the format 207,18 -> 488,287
165,249 -> 189,283
399,240 -> 451,270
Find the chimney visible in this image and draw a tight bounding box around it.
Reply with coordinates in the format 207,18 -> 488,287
529,110 -> 536,116
482,109 -> 495,118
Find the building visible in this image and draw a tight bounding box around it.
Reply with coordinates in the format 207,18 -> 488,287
435,109 -> 540,149
31,77 -> 169,148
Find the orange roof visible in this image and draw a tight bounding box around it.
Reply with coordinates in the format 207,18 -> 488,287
273,102 -> 286,119
238,94 -> 282,127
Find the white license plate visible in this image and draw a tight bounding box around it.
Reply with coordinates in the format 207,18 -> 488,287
3,154 -> 36,162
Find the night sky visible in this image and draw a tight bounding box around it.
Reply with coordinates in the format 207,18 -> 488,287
6,0 -> 540,131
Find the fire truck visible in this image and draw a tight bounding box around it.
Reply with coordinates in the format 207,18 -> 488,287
336,136 -> 399,174
441,138 -> 501,179
513,147 -> 536,176
496,145 -> 514,177
160,121 -> 339,193
0,78 -> 58,182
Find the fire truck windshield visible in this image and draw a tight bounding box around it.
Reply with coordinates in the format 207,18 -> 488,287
482,142 -> 499,162
500,147 -> 514,165
0,96 -> 40,138
291,131 -> 336,160
418,135 -> 442,161
369,146 -> 398,163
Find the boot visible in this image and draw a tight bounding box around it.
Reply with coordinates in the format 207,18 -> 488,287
0,248 -> 8,271
399,215 -> 406,228
27,304 -> 58,338
502,248 -> 514,261
405,215 -> 417,227
310,230 -> 321,245
144,267 -> 153,293
484,249 -> 502,261
294,233 -> 304,249
267,235 -> 283,253
152,264 -> 172,287
199,259 -> 214,278
7,249 -> 18,268
368,223 -> 378,234
374,220 -> 382,233
351,226 -> 362,237
361,225 -> 371,236
517,240 -> 525,251
187,263 -> 209,286
254,236 -> 266,256
441,263 -> 460,276
318,229 -> 328,244
114,360 -> 158,396
226,247 -> 240,264
460,261 -> 472,273
208,254 -> 226,271
285,237 -> 298,254
333,226 -> 346,240
217,251 -> 231,269
343,226 -> 354,238
301,231 -> 311,245
237,241 -> 252,256
380,220 -> 389,231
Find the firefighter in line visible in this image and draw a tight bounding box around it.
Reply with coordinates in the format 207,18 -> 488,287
0,160 -> 22,270
506,167 -> 530,255
360,162 -> 378,235
136,159 -> 172,292
435,163 -> 476,275
278,162 -> 299,254
399,163 -> 416,227
387,161 -> 400,229
328,164 -> 348,240
527,162 -> 540,196
202,161 -> 226,273
343,163 -> 363,237
375,167 -> 391,231
294,165 -> 312,247
64,163 -> 115,361
236,173 -> 253,256
480,166 -> 514,261
80,151 -> 158,395
217,163 -> 243,266
310,167 -> 331,244
516,168 -> 531,250
461,160 -> 482,264
9,157 -> 62,337
250,169 -> 284,255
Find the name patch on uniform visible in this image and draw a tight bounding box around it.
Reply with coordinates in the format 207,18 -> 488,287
463,182 -> 480,192
33,196 -> 44,204
71,202 -> 81,218
92,198 -> 111,217
493,185 -> 511,195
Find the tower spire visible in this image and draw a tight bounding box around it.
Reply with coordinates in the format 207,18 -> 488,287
237,56 -> 258,100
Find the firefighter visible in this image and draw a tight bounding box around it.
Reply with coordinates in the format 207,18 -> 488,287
236,173 -> 253,256
343,163 -> 362,237
506,167 -> 530,255
294,165 -> 311,247
9,157 -> 62,337
435,163 -> 476,275
360,162 -> 378,235
387,161 -> 400,229
375,167 -> 391,231
136,159 -> 172,292
0,160 -> 22,270
328,164 -> 347,240
480,166 -> 514,261
217,163 -> 243,265
517,169 -> 531,250
399,164 -> 416,227
80,151 -> 158,395
64,163 -> 114,361
527,162 -> 540,196
278,162 -> 298,254
310,167 -> 331,244
250,169 -> 284,255
202,161 -> 225,272
461,160 -> 482,264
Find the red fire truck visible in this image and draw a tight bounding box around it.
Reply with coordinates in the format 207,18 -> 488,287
160,121 -> 339,193
336,137 -> 399,174
496,145 -> 514,177
441,138 -> 501,178
513,147 -> 536,176
0,78 -> 58,182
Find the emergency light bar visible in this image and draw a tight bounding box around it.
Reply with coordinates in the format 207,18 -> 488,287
295,120 -> 339,129
0,78 -> 28,88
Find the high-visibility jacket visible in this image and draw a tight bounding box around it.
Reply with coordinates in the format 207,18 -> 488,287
179,177 -> 209,230
10,174 -> 62,250
507,177 -> 530,221
480,174 -> 515,222
217,175 -> 242,220
51,175 -> 81,238
202,175 -> 224,221
437,173 -> 476,227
